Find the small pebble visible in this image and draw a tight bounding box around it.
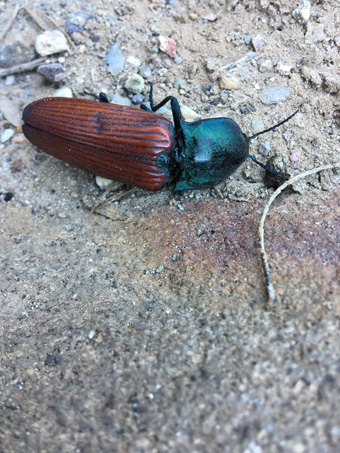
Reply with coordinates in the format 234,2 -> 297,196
158,68 -> 168,77
276,62 -> 293,76
174,78 -> 186,90
139,65 -> 152,79
37,63 -> 64,83
289,153 -> 299,162
36,30 -> 69,56
95,176 -> 114,190
106,43 -> 124,76
0,98 -> 21,127
159,35 -> 177,58
305,22 -> 327,44
189,12 -> 198,21
251,120 -> 264,133
205,57 -> 221,72
244,35 -> 252,45
131,94 -> 144,105
13,134 -> 25,145
203,12 -> 218,22
88,330 -> 96,340
155,265 -> 164,273
11,159 -> 23,172
259,59 -> 273,73
67,12 -> 87,28
53,87 -> 73,97
252,35 -> 266,51
218,76 -> 240,90
1,129 -> 15,143
125,74 -> 144,94
111,93 -> 131,106
5,75 -> 15,85
261,87 -> 290,105
292,0 -> 311,24
180,105 -> 200,122
127,55 -> 141,66
203,84 -> 212,95
300,66 -> 322,87
321,72 -> 340,94
174,56 -> 183,64
90,33 -> 100,43
259,141 -> 271,157
71,32 -> 83,45
177,203 -> 184,211
65,19 -> 84,35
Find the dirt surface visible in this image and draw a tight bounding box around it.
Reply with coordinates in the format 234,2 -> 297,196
1,0 -> 339,451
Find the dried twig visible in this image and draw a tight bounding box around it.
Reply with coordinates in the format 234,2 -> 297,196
92,188 -> 136,213
259,164 -> 336,303
0,5 -> 19,41
0,57 -> 48,78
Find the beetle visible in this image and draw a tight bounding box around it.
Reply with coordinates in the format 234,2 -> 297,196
22,83 -> 298,192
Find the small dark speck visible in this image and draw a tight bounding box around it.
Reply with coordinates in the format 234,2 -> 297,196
45,354 -> 59,367
4,192 -> 13,202
90,33 -> 100,42
323,374 -> 335,383
203,84 -> 212,95
211,98 -> 221,106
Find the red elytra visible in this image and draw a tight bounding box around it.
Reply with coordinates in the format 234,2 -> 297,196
22,97 -> 174,191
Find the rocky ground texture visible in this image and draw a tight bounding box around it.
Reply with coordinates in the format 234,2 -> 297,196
0,0 -> 339,452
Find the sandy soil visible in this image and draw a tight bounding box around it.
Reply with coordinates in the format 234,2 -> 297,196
1,0 -> 339,451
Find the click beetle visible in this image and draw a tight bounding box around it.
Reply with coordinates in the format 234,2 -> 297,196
22,83 -> 298,191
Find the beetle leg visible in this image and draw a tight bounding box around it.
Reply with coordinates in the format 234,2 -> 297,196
140,104 -> 152,112
98,92 -> 110,103
142,85 -> 184,149
140,84 -> 185,160
154,96 -> 183,140
249,154 -> 290,178
83,91 -> 110,103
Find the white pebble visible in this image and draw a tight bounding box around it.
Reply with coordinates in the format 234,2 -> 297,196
292,0 -> 311,24
1,129 -> 14,143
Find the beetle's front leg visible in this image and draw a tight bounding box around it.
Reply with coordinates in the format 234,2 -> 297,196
84,91 -> 110,103
141,83 -> 184,149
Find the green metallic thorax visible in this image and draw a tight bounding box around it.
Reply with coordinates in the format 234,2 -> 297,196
173,118 -> 249,191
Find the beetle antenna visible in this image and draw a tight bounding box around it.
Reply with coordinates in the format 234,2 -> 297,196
247,109 -> 299,141
246,109 -> 299,177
